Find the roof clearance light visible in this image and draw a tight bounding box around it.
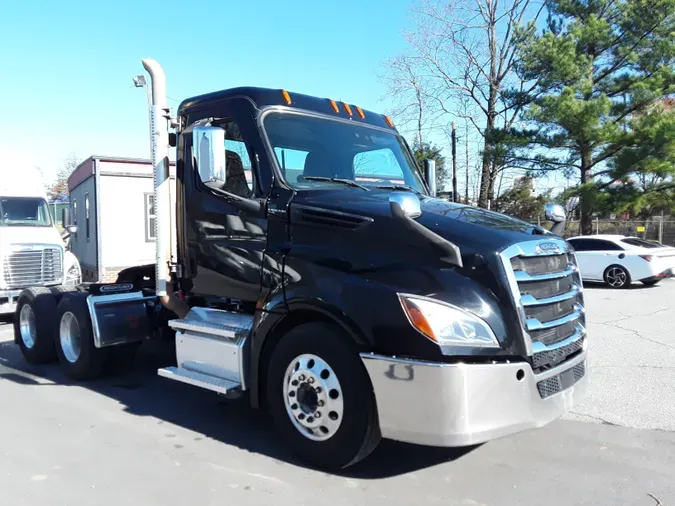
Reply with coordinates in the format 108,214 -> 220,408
355,106 -> 365,119
329,100 -> 340,113
343,103 -> 353,116
384,115 -> 395,128
282,90 -> 292,105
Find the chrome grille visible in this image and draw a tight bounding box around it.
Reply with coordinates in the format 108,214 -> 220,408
532,336 -> 585,370
500,239 -> 586,372
1,246 -> 63,288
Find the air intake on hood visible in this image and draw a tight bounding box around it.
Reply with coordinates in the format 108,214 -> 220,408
291,205 -> 373,231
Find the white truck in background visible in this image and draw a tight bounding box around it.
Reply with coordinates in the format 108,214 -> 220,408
0,168 -> 82,315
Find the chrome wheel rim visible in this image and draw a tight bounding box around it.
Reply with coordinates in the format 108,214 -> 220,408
283,354 -> 344,442
607,267 -> 627,287
59,311 -> 81,363
19,304 -> 36,349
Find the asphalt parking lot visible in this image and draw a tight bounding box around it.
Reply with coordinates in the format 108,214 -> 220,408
0,280 -> 673,506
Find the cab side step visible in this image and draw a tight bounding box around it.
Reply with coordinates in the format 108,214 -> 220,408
168,306 -> 254,339
163,306 -> 253,392
158,366 -> 240,394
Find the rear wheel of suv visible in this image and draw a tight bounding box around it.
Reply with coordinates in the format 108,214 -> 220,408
14,287 -> 58,364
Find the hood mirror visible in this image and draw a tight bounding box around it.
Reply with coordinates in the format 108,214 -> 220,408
389,191 -> 422,219
545,203 -> 566,223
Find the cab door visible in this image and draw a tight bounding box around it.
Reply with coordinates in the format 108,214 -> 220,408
180,98 -> 272,306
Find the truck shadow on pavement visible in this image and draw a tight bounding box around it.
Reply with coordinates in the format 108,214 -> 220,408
0,333 -> 476,478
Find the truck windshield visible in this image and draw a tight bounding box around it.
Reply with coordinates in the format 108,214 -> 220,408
263,112 -> 426,193
0,197 -> 53,227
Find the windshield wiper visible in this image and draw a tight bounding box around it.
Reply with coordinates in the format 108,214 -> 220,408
374,184 -> 421,195
302,176 -> 370,191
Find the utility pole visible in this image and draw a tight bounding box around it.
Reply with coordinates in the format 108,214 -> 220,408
451,122 -> 458,203
465,120 -> 470,204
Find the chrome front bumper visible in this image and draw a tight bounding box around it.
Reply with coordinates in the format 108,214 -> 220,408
0,289 -> 22,315
361,350 -> 589,447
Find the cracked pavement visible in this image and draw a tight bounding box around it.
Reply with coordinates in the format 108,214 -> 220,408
566,278 -> 675,431
0,280 -> 674,505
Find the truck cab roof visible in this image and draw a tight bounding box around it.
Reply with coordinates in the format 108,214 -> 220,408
178,87 -> 396,132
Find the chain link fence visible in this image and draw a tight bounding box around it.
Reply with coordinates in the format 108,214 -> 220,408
557,219 -> 675,246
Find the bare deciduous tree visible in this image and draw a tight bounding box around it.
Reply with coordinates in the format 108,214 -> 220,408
382,0 -> 542,208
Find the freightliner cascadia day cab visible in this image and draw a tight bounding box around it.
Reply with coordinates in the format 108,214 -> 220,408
14,59 -> 589,470
1,167 -> 81,317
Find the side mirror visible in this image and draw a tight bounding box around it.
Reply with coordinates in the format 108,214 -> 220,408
545,203 -> 566,223
423,159 -> 437,197
191,124 -> 262,215
193,125 -> 226,185
61,208 -> 70,229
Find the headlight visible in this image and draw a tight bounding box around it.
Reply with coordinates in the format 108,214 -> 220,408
65,263 -> 81,286
398,294 -> 500,348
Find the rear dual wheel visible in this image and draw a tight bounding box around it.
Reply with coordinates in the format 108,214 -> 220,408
266,322 -> 381,471
15,287 -> 58,364
55,293 -> 107,380
54,293 -> 140,379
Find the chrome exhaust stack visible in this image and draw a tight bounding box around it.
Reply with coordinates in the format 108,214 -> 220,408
141,58 -> 189,318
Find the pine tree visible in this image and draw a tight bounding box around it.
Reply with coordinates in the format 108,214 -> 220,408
515,0 -> 675,234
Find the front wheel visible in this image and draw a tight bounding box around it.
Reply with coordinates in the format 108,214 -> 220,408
604,265 -> 631,288
266,322 -> 381,470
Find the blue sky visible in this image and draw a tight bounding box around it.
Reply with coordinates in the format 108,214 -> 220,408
0,0 -> 418,183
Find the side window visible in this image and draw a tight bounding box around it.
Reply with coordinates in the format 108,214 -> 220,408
595,240 -> 623,251
353,148 -> 405,184
274,147 -> 309,184
144,193 -> 156,242
84,193 -> 90,242
195,119 -> 253,198
568,239 -> 586,251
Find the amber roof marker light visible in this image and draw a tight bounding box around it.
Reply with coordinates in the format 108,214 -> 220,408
384,115 -> 395,128
281,90 -> 292,105
343,103 -> 353,116
355,106 -> 365,119
329,100 -> 340,113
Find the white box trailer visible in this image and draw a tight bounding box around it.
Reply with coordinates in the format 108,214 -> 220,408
67,156 -> 177,283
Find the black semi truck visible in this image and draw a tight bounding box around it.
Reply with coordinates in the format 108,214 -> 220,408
14,58 -> 588,470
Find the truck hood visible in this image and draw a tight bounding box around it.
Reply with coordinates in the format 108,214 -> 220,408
0,226 -> 64,250
293,189 -> 552,255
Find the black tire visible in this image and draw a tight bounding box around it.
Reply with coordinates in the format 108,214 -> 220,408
104,343 -> 141,375
54,293 -> 109,380
266,322 -> 381,471
14,287 -> 58,364
642,280 -> 660,286
603,264 -> 631,288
